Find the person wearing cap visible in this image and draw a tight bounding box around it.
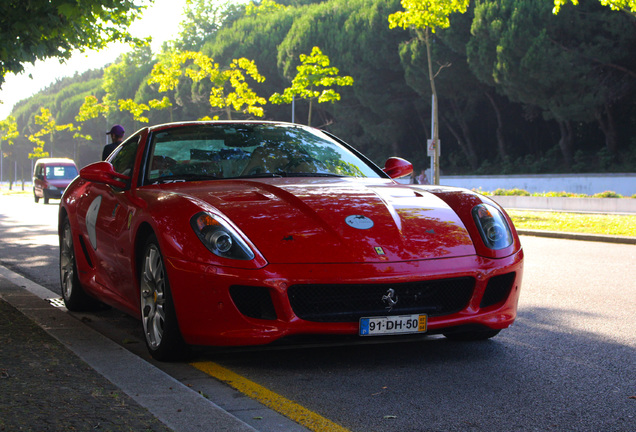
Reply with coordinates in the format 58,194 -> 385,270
102,124 -> 125,160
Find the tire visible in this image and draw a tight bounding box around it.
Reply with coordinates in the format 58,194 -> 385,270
60,219 -> 102,311
443,329 -> 501,341
43,191 -> 49,205
140,234 -> 190,361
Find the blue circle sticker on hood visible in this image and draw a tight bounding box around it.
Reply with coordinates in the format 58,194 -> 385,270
345,215 -> 374,230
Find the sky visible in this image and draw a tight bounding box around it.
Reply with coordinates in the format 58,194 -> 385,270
0,0 -> 188,120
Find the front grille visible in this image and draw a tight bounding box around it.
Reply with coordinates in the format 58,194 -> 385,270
480,272 -> 516,308
229,286 -> 277,320
288,277 -> 475,323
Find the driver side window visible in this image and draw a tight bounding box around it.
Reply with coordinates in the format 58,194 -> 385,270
109,135 -> 141,185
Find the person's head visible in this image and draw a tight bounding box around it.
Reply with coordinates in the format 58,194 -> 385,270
106,124 -> 125,142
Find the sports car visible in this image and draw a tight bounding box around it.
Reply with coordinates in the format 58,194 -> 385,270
58,121 -> 523,361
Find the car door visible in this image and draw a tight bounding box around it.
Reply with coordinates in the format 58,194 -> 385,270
83,135 -> 143,308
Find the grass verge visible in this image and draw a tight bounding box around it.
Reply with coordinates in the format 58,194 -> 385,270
508,210 -> 636,237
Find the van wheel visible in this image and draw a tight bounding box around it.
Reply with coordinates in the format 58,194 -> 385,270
43,192 -> 50,205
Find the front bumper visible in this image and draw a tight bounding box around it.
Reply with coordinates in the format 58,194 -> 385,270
166,250 -> 524,346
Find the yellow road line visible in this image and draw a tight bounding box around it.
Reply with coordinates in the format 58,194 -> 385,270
191,361 -> 351,432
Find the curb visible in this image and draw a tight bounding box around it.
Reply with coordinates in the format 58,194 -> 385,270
0,266 -> 258,432
517,229 -> 636,245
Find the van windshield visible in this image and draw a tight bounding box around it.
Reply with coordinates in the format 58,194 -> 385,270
46,165 -> 78,180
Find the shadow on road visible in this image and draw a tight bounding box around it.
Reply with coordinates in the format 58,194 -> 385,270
190,307 -> 634,432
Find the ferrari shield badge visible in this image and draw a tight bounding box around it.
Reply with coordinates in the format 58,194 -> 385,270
345,215 -> 374,230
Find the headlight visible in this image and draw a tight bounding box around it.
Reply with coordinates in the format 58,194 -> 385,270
472,204 -> 513,250
190,212 -> 255,260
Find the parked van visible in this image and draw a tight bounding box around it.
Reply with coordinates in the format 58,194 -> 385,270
33,158 -> 79,204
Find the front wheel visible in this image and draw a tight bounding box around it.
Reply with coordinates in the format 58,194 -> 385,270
140,234 -> 189,361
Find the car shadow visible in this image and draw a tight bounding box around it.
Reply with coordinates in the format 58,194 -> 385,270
189,306 -> 634,432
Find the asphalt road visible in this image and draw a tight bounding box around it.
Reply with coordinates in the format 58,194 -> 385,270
0,193 -> 634,432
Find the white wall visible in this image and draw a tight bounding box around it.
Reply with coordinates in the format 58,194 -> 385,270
437,173 -> 636,196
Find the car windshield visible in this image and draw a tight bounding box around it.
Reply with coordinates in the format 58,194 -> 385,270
46,165 -> 78,180
145,124 -> 381,183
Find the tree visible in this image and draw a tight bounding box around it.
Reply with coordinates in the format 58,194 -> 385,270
269,46 -> 353,126
172,0 -> 244,51
553,0 -> 636,17
149,51 -> 267,120
0,0 -> 149,89
0,115 -> 19,184
118,97 -> 172,124
27,107 -> 74,159
246,0 -> 289,16
468,0 -> 636,168
388,0 -> 470,184
206,0 -> 300,123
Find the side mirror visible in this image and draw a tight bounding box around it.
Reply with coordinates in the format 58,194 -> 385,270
382,157 -> 413,179
80,161 -> 130,189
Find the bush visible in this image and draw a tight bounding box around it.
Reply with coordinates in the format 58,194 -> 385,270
491,188 -> 531,196
481,189 -> 628,198
592,190 -> 623,198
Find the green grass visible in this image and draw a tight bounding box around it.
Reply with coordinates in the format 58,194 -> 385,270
508,210 -> 636,237
479,188 -> 636,199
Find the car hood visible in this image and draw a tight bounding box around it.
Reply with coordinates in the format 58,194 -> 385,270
167,178 -> 476,264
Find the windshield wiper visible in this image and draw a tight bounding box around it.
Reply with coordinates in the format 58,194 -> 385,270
231,173 -> 284,179
154,174 -> 219,183
232,172 -> 343,179
282,173 -> 343,177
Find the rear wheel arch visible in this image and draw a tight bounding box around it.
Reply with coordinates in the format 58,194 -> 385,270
134,223 -> 156,279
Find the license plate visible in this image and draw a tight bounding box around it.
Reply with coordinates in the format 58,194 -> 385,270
359,314 -> 427,336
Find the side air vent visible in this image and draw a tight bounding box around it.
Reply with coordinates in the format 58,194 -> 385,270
480,272 -> 516,308
229,286 -> 277,320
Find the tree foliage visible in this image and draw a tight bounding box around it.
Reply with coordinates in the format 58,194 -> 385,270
0,0 -> 149,89
388,0 -> 469,31
553,0 -> 636,16
149,51 -> 267,119
0,116 -> 18,146
4,0 -> 636,177
270,47 -> 353,126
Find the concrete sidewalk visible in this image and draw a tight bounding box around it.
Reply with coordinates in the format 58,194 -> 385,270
0,272 -> 258,432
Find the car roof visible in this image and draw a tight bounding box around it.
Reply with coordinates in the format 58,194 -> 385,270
144,120 -> 300,133
35,158 -> 77,166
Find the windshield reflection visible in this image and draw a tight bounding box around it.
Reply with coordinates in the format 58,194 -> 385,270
145,124 -> 379,184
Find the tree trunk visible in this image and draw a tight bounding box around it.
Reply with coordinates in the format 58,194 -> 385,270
484,91 -> 507,160
451,99 -> 479,170
441,115 -> 479,171
595,105 -> 618,155
557,120 -> 573,169
308,99 -> 314,127
422,28 -> 440,184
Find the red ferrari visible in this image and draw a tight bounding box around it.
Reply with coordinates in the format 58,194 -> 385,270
59,121 -> 523,360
